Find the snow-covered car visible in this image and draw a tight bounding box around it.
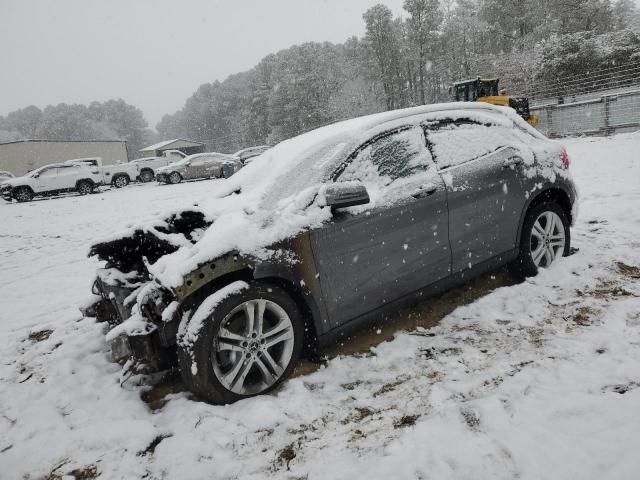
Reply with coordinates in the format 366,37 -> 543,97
85,102 -> 577,404
233,145 -> 271,164
64,157 -> 140,188
155,152 -> 242,184
130,150 -> 187,183
1,162 -> 100,202
0,171 -> 14,184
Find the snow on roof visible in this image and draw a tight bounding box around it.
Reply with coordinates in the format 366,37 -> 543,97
139,139 -> 204,152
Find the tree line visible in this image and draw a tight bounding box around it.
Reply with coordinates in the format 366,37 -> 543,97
0,100 -> 153,157
157,0 -> 640,151
2,0 -> 639,156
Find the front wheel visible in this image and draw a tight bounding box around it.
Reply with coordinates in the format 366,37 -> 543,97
14,187 -> 33,202
511,201 -> 570,277
178,283 -> 304,404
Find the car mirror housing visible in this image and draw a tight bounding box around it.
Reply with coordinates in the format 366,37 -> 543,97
322,182 -> 370,209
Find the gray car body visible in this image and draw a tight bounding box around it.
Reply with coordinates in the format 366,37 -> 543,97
89,104 -> 577,364
156,152 -> 242,182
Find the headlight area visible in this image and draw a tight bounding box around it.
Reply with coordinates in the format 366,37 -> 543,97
85,270 -> 179,372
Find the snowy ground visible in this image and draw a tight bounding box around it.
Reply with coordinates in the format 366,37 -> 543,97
1,134 -> 639,480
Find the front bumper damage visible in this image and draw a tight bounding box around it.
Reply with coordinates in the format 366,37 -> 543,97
87,270 -> 180,371
83,210 -> 210,371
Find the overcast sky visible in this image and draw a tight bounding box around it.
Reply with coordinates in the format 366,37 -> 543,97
1,0 -> 408,127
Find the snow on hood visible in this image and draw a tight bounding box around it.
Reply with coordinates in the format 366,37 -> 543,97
91,102 -> 559,289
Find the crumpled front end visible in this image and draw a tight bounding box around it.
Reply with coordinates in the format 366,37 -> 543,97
83,210 -> 209,370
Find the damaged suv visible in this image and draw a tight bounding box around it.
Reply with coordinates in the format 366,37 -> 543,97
85,103 -> 577,404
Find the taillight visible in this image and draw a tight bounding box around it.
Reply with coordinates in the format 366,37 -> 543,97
560,148 -> 570,169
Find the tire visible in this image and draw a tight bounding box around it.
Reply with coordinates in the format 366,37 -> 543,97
76,180 -> 93,196
14,187 -> 33,203
511,201 -> 570,278
169,172 -> 182,185
139,170 -> 154,183
178,283 -> 304,404
113,175 -> 130,188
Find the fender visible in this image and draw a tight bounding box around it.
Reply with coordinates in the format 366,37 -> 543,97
515,179 -> 576,248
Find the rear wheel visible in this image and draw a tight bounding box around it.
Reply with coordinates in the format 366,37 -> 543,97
113,175 -> 130,188
76,181 -> 93,196
139,170 -> 154,183
169,172 -> 182,184
178,283 -> 304,404
511,201 -> 570,277
14,187 -> 33,202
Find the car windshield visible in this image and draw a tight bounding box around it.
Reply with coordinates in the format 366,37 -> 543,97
26,166 -> 49,177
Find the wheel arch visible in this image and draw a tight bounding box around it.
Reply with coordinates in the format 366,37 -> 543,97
75,178 -> 96,188
516,186 -> 573,246
13,184 -> 34,193
111,172 -> 131,184
177,267 -> 322,359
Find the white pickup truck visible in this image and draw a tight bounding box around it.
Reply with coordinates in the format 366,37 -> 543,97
64,157 -> 142,188
129,150 -> 187,182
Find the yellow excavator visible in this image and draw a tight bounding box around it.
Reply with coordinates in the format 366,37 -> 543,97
451,77 -> 539,126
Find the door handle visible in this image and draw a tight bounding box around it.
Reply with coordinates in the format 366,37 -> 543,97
503,156 -> 523,169
411,186 -> 437,199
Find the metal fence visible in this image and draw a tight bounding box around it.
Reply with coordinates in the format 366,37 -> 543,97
527,62 -> 640,137
531,88 -> 640,137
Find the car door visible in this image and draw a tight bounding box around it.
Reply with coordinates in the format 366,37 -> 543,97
33,167 -> 59,192
310,126 -> 451,328
423,119 -> 530,273
55,165 -> 82,190
188,156 -> 212,179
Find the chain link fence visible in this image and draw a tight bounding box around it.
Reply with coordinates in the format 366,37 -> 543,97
529,63 -> 640,137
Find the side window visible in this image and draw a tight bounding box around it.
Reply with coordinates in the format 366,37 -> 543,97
190,157 -> 207,166
335,127 -> 432,187
424,120 -> 511,170
39,168 -> 57,177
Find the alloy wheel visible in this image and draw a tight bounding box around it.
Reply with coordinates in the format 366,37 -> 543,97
169,172 -> 181,184
211,299 -> 295,395
530,211 -> 565,268
114,176 -> 128,188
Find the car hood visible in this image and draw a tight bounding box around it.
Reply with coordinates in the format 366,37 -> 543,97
2,178 -> 27,188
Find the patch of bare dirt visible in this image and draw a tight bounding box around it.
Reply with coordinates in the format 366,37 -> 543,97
393,414 -> 420,429
44,462 -> 98,480
617,262 -> 640,279
274,443 -> 297,470
28,329 -> 53,342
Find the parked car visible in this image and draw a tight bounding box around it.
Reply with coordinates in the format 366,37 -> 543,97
233,145 -> 271,164
85,102 -> 577,404
155,152 -> 242,184
130,150 -> 187,183
1,162 -> 99,202
65,157 -> 140,188
0,171 -> 14,184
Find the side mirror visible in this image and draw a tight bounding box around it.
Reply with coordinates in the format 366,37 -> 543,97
185,161 -> 191,167
322,182 -> 370,209
33,173 -> 40,178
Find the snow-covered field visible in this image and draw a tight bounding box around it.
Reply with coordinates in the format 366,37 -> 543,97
1,134 -> 639,479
